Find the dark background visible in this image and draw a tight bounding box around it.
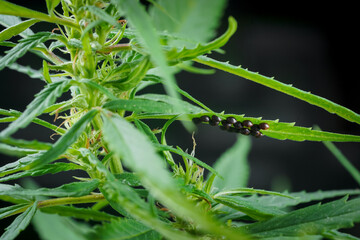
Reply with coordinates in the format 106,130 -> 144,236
1,0 -> 359,238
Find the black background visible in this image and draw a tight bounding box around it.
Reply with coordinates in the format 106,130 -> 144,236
1,0 -> 359,238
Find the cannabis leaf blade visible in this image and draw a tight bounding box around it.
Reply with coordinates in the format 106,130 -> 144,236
240,197 -> 360,238
195,56 -> 360,125
0,201 -> 37,240
212,135 -> 251,190
0,79 -> 71,138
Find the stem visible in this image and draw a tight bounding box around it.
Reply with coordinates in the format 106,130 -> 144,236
97,43 -> 132,54
3,193 -> 105,219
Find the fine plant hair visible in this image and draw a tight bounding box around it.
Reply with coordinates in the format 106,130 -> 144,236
1,1 -> 360,239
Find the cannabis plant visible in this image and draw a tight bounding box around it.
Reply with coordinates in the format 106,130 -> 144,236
1,0 -> 360,239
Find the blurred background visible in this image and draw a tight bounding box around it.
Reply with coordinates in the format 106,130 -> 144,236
1,0 -> 360,238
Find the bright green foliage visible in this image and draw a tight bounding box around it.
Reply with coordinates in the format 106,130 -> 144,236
212,135 -> 251,190
0,0 -> 360,239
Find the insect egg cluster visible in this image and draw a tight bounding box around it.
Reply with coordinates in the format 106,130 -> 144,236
192,115 -> 270,138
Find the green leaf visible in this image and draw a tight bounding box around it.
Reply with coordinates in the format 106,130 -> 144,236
240,197 -> 360,238
0,201 -> 37,240
322,230 -> 360,240
0,14 -> 34,37
195,56 -> 360,125
0,162 -> 82,183
0,143 -> 38,157
1,138 -> 52,150
0,180 -> 99,198
0,108 -> 66,135
0,152 -> 45,177
0,1 -> 78,28
136,93 -> 204,113
0,203 -> 28,219
133,119 -> 159,144
104,96 -> 203,115
150,0 -> 228,46
40,205 -> 116,222
45,0 -> 61,15
111,0 -> 187,128
0,32 -> 51,72
78,148 -> 197,240
0,18 -> 39,42
212,135 -> 251,191
82,5 -> 119,27
25,109 -> 99,169
316,125 -> 360,186
0,79 -> 71,138
214,195 -> 286,221
88,218 -> 162,240
0,56 -> 44,80
114,171 -> 142,187
154,143 -> 221,177
248,189 -> 360,209
101,111 -> 247,239
32,211 -> 91,240
165,17 -> 237,64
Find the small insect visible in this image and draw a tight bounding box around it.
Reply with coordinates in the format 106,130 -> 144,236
221,120 -> 232,130
239,128 -> 251,135
233,121 -> 243,129
191,116 -> 269,139
212,115 -> 222,123
226,117 -> 237,124
200,115 -> 210,123
259,122 -> 270,130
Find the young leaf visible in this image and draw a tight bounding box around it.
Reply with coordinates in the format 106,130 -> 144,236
166,17 -> 238,64
87,218 -> 162,240
248,189 -> 360,209
0,162 -> 82,183
32,211 -> 91,240
111,0 -> 187,128
212,135 -> 251,191
0,79 -> 71,138
82,5 -> 120,27
133,119 -> 159,144
104,97 -> 202,115
45,0 -> 61,15
101,111 -> 247,239
40,205 -> 116,222
0,57 -> 44,80
0,32 -> 51,71
214,195 -> 286,221
0,203 -> 28,219
240,197 -> 360,238
0,201 -> 37,240
0,143 -> 38,157
25,109 -> 99,169
150,0 -> 228,47
0,18 -> 39,42
0,14 -> 34,37
195,56 -> 360,125
0,1 -> 78,28
0,151 -> 45,177
0,179 -> 99,198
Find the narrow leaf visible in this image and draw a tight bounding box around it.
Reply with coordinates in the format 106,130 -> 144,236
0,203 -> 28,219
32,211 -> 91,240
150,0 -> 228,46
40,205 -> 116,222
87,219 -> 161,240
25,109 -> 99,169
0,79 -> 71,138
240,197 -> 360,238
195,56 -> 360,125
0,201 -> 37,240
0,180 -> 99,198
0,18 -> 39,42
212,135 -> 251,191
0,1 -> 78,28
214,195 -> 286,221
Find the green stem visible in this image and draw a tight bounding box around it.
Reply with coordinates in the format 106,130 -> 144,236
3,193 -> 105,219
